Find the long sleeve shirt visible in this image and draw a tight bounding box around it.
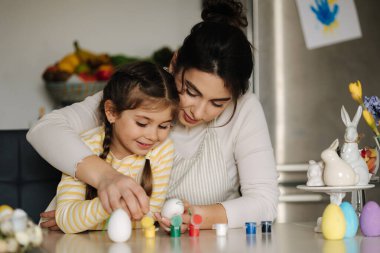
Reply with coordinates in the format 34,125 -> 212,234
55,127 -> 174,233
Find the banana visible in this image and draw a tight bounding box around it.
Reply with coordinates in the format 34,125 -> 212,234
74,40 -> 111,68
57,53 -> 80,74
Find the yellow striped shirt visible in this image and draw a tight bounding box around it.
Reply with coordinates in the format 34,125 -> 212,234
56,127 -> 174,233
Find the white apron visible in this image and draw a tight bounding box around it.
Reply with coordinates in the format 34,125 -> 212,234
166,125 -> 239,205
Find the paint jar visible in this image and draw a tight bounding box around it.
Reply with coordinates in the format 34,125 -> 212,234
213,223 -> 228,236
261,221 -> 272,233
245,222 -> 256,235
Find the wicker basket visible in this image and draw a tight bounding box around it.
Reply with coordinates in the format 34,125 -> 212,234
46,82 -> 106,105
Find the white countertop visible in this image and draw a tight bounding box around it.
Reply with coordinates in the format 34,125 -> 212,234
37,222 -> 378,253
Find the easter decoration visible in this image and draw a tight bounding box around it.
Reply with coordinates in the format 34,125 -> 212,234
306,160 -> 325,186
321,203 -> 346,240
340,202 -> 359,238
348,81 -> 380,177
340,105 -> 371,185
359,201 -> 380,237
107,208 -> 132,243
161,198 -> 185,219
321,201 -> 359,240
0,205 -> 43,252
322,139 -> 359,187
297,81 -> 380,237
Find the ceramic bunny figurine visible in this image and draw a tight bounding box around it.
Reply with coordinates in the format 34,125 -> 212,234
322,139 -> 359,186
306,160 -> 325,186
340,105 -> 370,185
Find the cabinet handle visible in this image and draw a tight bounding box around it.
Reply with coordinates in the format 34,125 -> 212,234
279,194 -> 324,202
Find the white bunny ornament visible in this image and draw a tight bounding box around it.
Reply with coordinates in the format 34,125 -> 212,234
306,160 -> 325,186
322,139 -> 359,186
340,106 -> 370,185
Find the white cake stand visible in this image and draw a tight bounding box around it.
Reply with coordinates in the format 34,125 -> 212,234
296,184 -> 375,232
297,184 -> 375,209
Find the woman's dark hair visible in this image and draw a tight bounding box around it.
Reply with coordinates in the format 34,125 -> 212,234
173,0 -> 253,125
86,61 -> 179,200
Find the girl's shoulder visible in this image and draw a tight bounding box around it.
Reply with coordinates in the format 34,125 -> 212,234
80,126 -> 105,153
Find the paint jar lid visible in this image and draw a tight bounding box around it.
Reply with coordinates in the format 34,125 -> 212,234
141,216 -> 154,228
191,214 -> 203,225
171,215 -> 182,227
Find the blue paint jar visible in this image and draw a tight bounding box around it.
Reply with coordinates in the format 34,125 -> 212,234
245,222 -> 256,235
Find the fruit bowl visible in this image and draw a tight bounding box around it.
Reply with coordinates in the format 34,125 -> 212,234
46,81 -> 106,105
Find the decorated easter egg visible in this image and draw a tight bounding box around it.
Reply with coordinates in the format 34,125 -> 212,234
0,205 -> 13,221
107,208 -> 132,242
11,209 -> 28,232
360,201 -> 380,237
340,202 -> 359,238
161,198 -> 184,219
322,204 -> 346,240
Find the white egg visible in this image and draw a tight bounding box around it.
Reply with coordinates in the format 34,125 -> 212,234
107,209 -> 132,243
161,198 -> 184,219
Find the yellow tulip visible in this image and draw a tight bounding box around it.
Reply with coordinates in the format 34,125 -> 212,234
348,81 -> 363,104
363,109 -> 380,136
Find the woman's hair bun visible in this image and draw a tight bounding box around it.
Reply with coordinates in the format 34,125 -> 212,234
201,0 -> 248,28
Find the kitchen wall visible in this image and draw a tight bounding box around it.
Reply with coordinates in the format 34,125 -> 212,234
0,0 -> 201,130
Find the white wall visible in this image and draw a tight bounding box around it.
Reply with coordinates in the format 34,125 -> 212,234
0,0 -> 201,129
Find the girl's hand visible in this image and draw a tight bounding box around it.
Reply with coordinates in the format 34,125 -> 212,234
97,170 -> 150,220
40,210 -> 61,231
153,212 -> 171,232
154,199 -> 192,234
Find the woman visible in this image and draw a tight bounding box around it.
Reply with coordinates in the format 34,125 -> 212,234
27,0 -> 278,231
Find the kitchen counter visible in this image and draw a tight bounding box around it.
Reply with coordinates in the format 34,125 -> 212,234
35,222 -> 377,253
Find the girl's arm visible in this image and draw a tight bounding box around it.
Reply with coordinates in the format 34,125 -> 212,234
27,92 -> 149,215
56,174 -> 109,233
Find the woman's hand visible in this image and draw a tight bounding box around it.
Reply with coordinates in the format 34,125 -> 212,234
154,200 -> 192,233
40,210 -> 61,231
76,155 -> 150,220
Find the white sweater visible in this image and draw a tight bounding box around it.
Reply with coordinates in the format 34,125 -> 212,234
27,91 -> 279,228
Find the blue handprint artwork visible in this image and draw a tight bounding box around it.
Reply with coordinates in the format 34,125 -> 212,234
310,0 -> 339,26
296,0 -> 361,49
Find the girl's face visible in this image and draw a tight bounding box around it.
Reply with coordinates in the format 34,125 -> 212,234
106,103 -> 173,158
175,68 -> 232,128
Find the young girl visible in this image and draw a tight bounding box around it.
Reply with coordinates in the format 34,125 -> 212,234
55,61 -> 179,233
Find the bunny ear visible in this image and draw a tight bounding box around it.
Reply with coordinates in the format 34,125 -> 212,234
352,105 -> 363,126
329,139 -> 339,150
341,105 -> 351,126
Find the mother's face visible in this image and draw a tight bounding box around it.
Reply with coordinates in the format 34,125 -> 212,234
174,68 -> 232,128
